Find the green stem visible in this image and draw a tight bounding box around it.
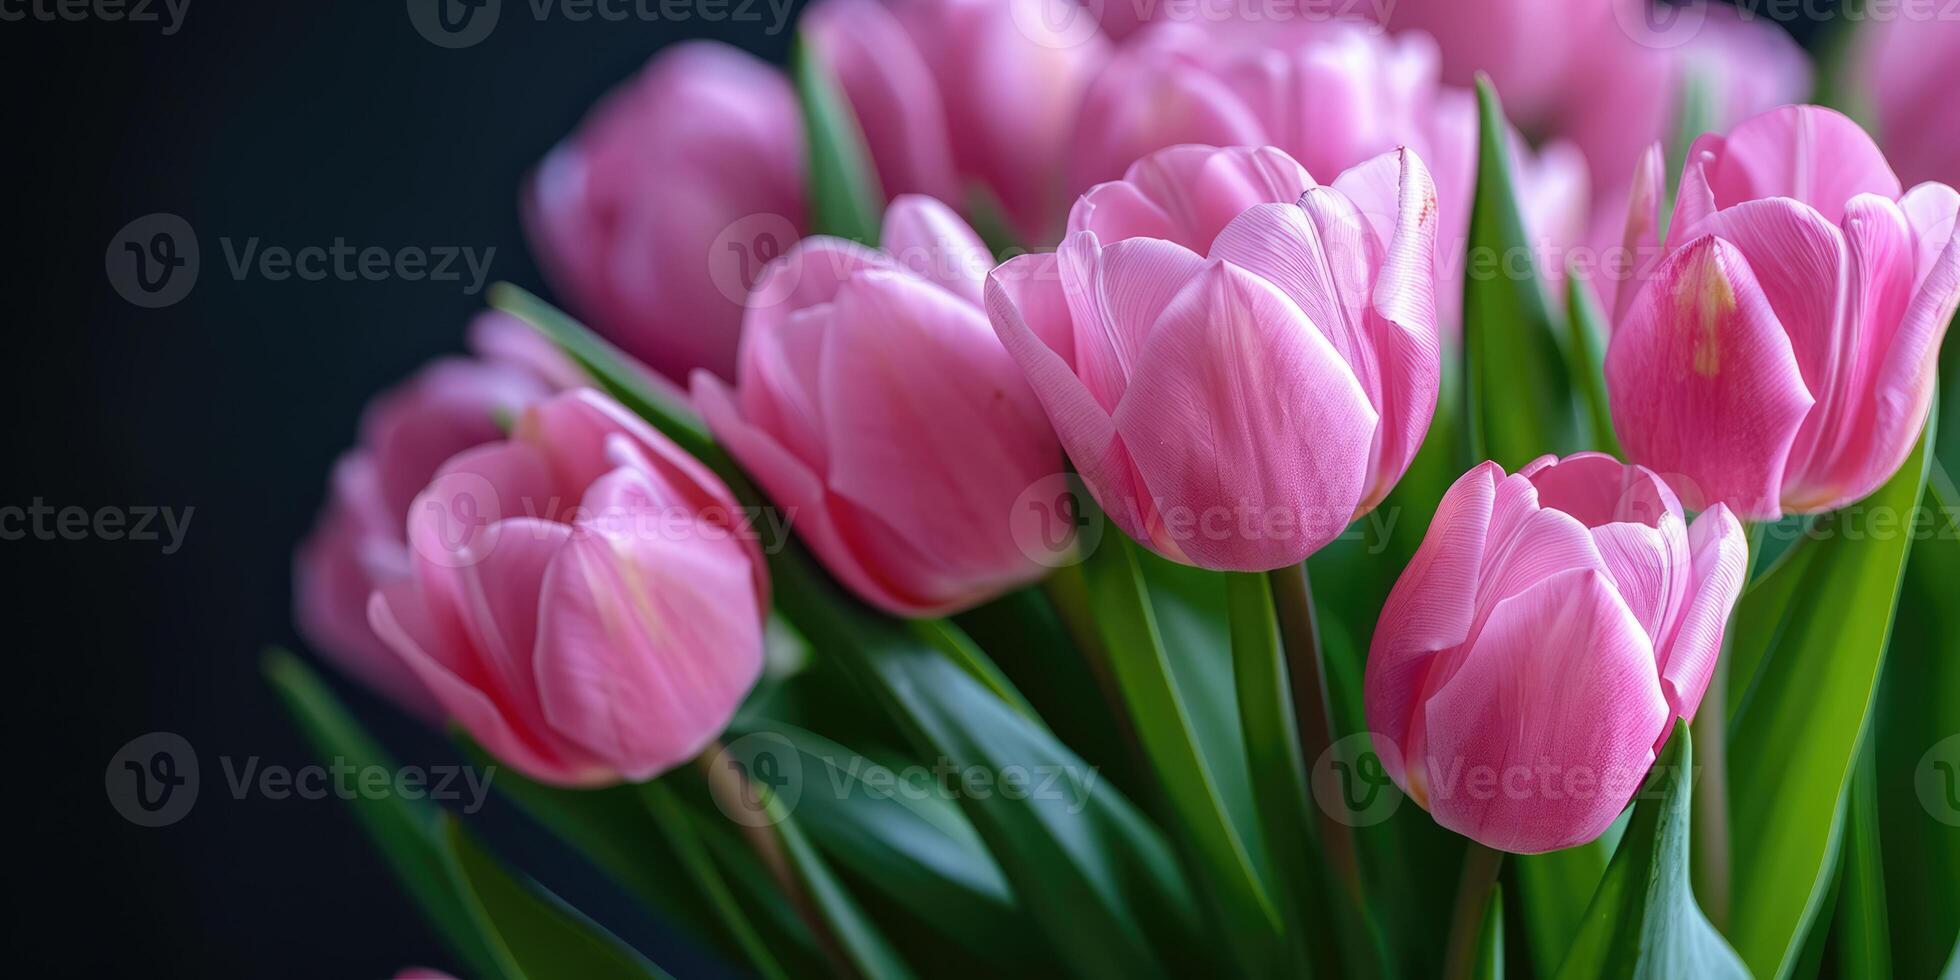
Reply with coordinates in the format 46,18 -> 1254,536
1229,571 -> 1343,979
1268,563 -> 1358,892
1443,843 -> 1506,980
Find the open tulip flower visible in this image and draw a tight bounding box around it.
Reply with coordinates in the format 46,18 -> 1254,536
693,196 -> 1063,617
1608,105 -> 1960,520
367,389 -> 769,786
1366,453 -> 1748,854
988,144 -> 1440,571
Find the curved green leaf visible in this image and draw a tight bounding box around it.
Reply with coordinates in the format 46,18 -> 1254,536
1463,75 -> 1577,470
1555,722 -> 1747,980
641,781 -> 790,980
263,649 -> 499,977
1083,532 -> 1280,975
441,815 -> 670,980
1564,270 -> 1621,456
1834,740 -> 1892,979
1728,420 -> 1936,979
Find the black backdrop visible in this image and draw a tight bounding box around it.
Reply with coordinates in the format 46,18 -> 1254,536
4,1 -> 1830,975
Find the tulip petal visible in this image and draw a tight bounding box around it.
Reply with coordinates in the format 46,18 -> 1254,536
1703,105 -> 1901,223
1367,462 -> 1501,790
1607,236 -> 1815,519
805,0 -> 960,205
819,271 -> 1054,596
1421,568 -> 1669,853
535,468 -> 764,781
878,195 -> 994,305
1655,504 -> 1748,722
987,252 -> 1167,558
370,582 -> 607,787
1089,145 -> 1313,253
1781,194 -> 1919,510
1069,55 -> 1272,199
1058,232 -> 1210,412
1616,142 -> 1668,323
1900,182 -> 1960,288
1115,260 -> 1376,570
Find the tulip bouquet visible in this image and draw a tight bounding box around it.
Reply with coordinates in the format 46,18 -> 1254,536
276,2 -> 1960,978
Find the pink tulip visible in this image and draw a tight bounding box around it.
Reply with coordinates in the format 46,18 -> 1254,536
524,42 -> 805,385
1068,19 -> 1590,334
1367,453 -> 1748,854
1607,105 -> 1960,520
806,0 -> 1111,245
1857,12 -> 1960,189
367,389 -> 768,786
988,144 -> 1439,571
1378,0 -> 1603,127
692,196 -> 1063,616
294,313 -> 572,719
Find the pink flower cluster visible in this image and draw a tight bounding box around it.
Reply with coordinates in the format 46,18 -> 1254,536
295,0 -> 1958,853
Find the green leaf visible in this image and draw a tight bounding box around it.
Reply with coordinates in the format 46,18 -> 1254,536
440,815 -> 671,980
1515,823 -> 1625,978
1554,721 -> 1748,980
771,549 -> 1203,980
262,649 -> 499,977
1728,418 -> 1937,980
1474,884 -> 1505,980
1834,739 -> 1893,979
1228,570 -> 1344,978
1724,520 -> 1822,720
1564,270 -> 1621,456
1462,74 -> 1576,470
641,781 -> 791,980
1874,476 -> 1960,978
1082,532 -> 1280,974
792,35 -> 883,244
719,723 -> 1043,970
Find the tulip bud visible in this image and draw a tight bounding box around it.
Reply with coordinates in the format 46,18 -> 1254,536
806,0 -> 1111,245
1066,19 -> 1589,335
523,42 -> 806,384
294,314 -> 569,719
1366,453 -> 1748,854
367,390 -> 768,786
988,144 -> 1440,571
1607,105 -> 1960,520
692,196 -> 1063,617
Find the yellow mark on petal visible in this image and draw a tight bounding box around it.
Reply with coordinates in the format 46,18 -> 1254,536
1675,248 -> 1735,379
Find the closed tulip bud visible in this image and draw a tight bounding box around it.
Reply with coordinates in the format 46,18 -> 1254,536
988,144 -> 1440,571
692,196 -> 1063,617
294,313 -> 570,719
368,390 -> 768,786
523,42 -> 805,384
1608,105 -> 1960,520
1067,19 -> 1589,335
806,0 -> 1111,245
1366,454 -> 1748,854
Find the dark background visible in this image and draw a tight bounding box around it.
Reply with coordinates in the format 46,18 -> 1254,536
3,1 -> 1832,975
